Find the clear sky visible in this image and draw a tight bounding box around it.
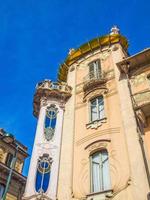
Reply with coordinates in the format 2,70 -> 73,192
0,0 -> 149,176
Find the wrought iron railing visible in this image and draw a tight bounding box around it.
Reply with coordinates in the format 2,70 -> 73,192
36,80 -> 72,93
83,70 -> 106,83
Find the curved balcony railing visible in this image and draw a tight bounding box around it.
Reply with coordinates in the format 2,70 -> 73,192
83,70 -> 107,93
36,80 -> 72,94
83,70 -> 106,83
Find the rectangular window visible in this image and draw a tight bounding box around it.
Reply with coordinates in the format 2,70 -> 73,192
91,150 -> 111,193
89,60 -> 101,79
5,153 -> 13,168
90,96 -> 104,122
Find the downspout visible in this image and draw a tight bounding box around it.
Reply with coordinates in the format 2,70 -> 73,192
122,63 -> 150,190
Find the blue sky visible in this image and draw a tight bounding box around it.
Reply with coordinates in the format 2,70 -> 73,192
0,0 -> 149,176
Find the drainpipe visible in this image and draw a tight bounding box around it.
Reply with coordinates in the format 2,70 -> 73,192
122,63 -> 150,193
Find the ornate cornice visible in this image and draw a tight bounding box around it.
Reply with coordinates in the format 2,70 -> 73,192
33,80 -> 72,117
58,34 -> 128,82
22,193 -> 52,200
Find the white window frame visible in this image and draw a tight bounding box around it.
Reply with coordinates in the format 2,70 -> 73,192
90,150 -> 111,193
90,96 -> 104,122
88,60 -> 101,79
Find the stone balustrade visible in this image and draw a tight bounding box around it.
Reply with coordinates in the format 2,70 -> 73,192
33,80 -> 72,117
36,80 -> 72,94
83,70 -> 106,83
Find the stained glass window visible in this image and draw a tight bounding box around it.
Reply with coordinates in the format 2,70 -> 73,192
44,105 -> 58,141
35,155 -> 52,193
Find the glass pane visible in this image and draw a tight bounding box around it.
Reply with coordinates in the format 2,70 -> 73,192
6,153 -> 13,168
51,118 -> 56,129
92,152 -> 100,163
92,162 -> 100,192
98,97 -> 104,119
89,63 -> 94,73
0,184 -> 5,198
45,106 -> 57,130
95,60 -> 100,72
91,150 -> 111,192
91,100 -> 97,121
101,151 -> 111,190
92,152 -> 101,192
45,116 -> 50,128
35,160 -> 51,193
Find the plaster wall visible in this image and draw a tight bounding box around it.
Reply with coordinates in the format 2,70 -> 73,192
57,63 -> 76,200
112,44 -> 149,200
71,47 -> 132,199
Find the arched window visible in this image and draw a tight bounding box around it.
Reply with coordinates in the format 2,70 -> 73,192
91,150 -> 111,192
5,153 -> 13,168
44,105 -> 58,141
0,183 -> 5,198
35,154 -> 52,193
89,60 -> 101,80
90,96 -> 104,122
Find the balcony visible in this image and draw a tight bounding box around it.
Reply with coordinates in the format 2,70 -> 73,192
36,80 -> 72,94
83,71 -> 107,95
33,80 -> 72,117
133,89 -> 150,117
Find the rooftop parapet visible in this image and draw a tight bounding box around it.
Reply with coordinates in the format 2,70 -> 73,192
33,80 -> 72,117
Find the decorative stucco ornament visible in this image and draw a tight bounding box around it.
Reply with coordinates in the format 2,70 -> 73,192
44,105 -> 58,141
44,127 -> 55,141
100,50 -> 111,61
110,25 -> 120,35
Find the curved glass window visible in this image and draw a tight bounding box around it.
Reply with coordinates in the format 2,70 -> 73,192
44,105 -> 58,141
90,96 -> 104,122
35,155 -> 52,193
91,150 -> 111,192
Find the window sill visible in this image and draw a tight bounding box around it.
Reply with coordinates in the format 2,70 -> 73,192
86,189 -> 113,199
86,118 -> 107,129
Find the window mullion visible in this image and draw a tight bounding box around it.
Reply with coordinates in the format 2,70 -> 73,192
99,153 -> 103,191
97,98 -> 99,120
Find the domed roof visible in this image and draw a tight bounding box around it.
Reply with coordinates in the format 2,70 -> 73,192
58,29 -> 128,82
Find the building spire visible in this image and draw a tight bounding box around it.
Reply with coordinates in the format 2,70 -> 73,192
110,25 -> 120,35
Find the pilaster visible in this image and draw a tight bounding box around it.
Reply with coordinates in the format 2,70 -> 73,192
112,45 -> 149,200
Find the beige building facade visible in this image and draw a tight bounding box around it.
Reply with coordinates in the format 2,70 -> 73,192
0,128 -> 28,200
24,26 -> 150,200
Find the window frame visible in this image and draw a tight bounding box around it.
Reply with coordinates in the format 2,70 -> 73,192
90,149 -> 111,193
0,183 -> 5,199
5,152 -> 13,168
88,59 -> 101,80
89,96 -> 105,122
